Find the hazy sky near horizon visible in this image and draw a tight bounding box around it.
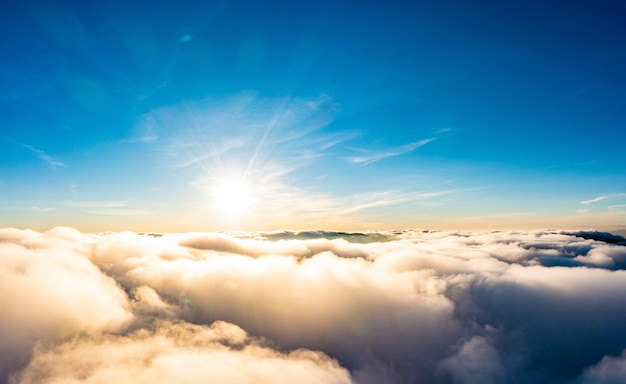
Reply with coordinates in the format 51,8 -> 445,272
1,0 -> 625,231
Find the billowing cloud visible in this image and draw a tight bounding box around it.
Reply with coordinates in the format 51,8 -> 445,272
438,336 -> 505,384
0,227 -> 131,380
2,227 -> 626,383
574,349 -> 626,384
11,321 -> 351,384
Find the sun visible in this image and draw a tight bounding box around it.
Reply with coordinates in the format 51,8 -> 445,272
213,178 -> 255,218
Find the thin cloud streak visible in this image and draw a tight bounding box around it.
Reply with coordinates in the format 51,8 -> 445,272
581,193 -> 626,206
65,200 -> 149,216
347,138 -> 435,165
27,206 -> 56,212
581,196 -> 609,205
66,200 -> 129,208
21,144 -> 65,169
338,190 -> 453,216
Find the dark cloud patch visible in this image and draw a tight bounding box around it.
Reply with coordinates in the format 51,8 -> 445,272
565,231 -> 626,246
446,267 -> 626,382
254,230 -> 395,244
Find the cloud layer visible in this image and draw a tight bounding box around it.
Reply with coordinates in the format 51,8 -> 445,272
2,227 -> 626,383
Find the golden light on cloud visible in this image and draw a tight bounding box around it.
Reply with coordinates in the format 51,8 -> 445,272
2,227 -> 626,383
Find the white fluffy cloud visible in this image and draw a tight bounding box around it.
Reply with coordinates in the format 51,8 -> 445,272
0,227 -> 131,380
11,321 -> 351,384
1,227 -> 626,383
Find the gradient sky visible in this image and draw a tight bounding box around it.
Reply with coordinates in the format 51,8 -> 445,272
1,0 -> 625,232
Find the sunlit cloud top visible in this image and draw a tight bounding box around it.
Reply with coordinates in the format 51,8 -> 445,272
2,227 -> 626,383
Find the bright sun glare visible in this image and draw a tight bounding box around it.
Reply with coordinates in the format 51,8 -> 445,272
213,178 -> 255,218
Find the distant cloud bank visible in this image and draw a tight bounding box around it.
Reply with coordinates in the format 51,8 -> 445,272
2,227 -> 626,383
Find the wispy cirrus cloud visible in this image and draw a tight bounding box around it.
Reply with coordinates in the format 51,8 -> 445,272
28,206 -> 57,212
338,189 -> 453,216
66,200 -> 128,209
346,138 -> 435,165
581,193 -> 626,206
65,200 -> 148,216
124,134 -> 160,144
582,196 -> 610,205
21,144 -> 65,169
136,93 -> 341,174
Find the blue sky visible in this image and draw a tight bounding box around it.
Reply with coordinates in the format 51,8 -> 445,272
1,0 -> 625,231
